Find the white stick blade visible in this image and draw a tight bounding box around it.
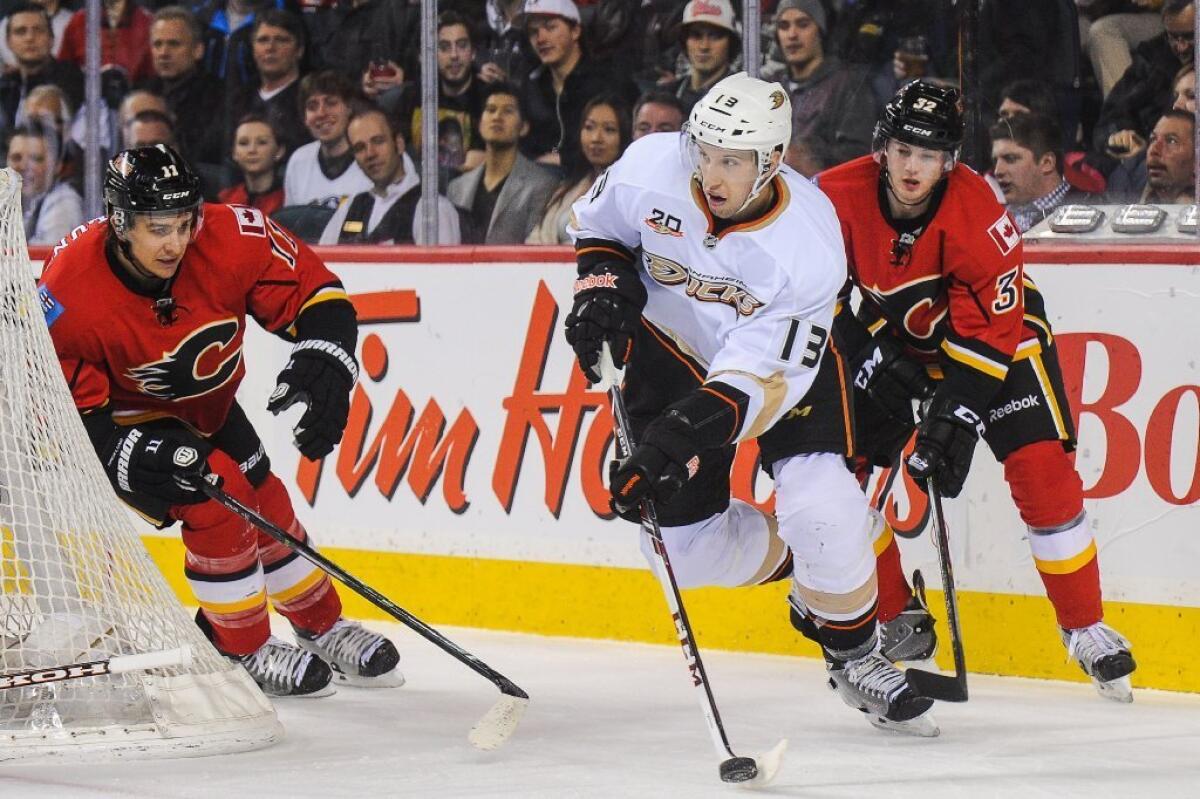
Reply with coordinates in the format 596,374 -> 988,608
109,646 -> 194,674
467,694 -> 529,750
741,738 -> 787,789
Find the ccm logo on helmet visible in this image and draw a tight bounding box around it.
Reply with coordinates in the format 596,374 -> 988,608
161,191 -> 192,201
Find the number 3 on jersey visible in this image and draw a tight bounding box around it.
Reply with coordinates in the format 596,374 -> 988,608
780,318 -> 829,368
993,267 -> 1020,313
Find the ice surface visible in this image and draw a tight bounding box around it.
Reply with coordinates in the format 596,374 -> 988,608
1,620 -> 1197,798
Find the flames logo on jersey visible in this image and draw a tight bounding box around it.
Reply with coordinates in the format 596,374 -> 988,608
860,274 -> 948,346
126,318 -> 243,401
643,251 -> 764,317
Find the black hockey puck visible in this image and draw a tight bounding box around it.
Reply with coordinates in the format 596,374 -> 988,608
718,756 -> 758,783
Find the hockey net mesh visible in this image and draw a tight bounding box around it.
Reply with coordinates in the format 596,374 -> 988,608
0,169 -> 278,758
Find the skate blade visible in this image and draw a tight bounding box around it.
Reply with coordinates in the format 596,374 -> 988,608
867,711 -> 940,738
330,668 -> 406,689
1093,675 -> 1133,703
271,683 -> 337,699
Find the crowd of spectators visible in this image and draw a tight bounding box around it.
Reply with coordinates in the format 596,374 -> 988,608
1,0 -> 1196,246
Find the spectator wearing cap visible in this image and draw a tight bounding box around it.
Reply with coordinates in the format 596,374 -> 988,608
229,9 -> 312,164
517,0 -> 637,172
631,90 -> 685,140
990,113 -> 1098,233
0,3 -> 82,131
1094,0 -> 1194,167
0,0 -> 70,71
59,0 -> 154,84
667,0 -> 740,114
763,0 -> 875,174
448,82 -> 558,243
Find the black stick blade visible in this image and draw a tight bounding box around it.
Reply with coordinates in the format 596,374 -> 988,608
906,667 -> 968,702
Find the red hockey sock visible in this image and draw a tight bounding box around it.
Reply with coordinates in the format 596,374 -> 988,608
254,472 -> 342,635
874,524 -> 912,623
1038,554 -> 1103,630
175,452 -> 270,656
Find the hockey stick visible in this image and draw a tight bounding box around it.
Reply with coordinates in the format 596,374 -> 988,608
0,647 -> 193,691
598,343 -> 786,787
200,483 -> 528,751
903,477 -> 969,702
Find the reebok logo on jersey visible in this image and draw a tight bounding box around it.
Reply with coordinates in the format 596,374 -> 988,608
644,252 -> 765,317
988,214 -> 1020,255
574,273 -> 618,294
988,394 -> 1040,424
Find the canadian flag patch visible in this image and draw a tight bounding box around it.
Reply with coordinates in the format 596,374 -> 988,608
987,214 -> 1021,255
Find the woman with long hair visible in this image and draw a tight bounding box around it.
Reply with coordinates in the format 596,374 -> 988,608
526,94 -> 631,245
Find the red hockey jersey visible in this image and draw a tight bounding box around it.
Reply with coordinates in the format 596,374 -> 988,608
818,156 -> 1051,411
39,204 -> 348,434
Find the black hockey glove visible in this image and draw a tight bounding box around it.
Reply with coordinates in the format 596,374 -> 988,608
852,336 -> 936,424
563,267 -> 647,384
906,394 -> 985,499
268,339 -> 359,460
609,410 -> 701,515
102,426 -> 217,506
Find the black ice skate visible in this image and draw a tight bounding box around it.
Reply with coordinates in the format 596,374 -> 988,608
1061,621 -> 1136,703
295,618 -> 404,688
879,570 -> 939,665
827,650 -> 939,737
232,635 -> 334,698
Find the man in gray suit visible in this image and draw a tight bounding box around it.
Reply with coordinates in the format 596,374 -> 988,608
449,82 -> 558,243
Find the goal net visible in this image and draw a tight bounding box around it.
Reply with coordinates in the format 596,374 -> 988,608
0,169 -> 281,761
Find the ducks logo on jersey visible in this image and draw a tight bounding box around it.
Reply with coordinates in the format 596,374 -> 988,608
643,251 -> 765,317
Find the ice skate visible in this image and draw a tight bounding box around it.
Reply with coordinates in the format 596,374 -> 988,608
1061,622 -> 1136,703
880,570 -> 938,666
232,635 -> 334,697
295,618 -> 403,688
828,650 -> 939,737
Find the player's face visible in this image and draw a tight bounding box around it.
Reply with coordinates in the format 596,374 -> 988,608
883,139 -> 946,204
775,9 -> 821,68
123,212 -> 194,280
348,112 -> 404,187
480,93 -> 523,146
1146,116 -> 1195,195
1173,70 -> 1196,113
685,25 -> 731,77
580,103 -> 621,170
527,16 -> 579,69
233,121 -> 282,178
7,11 -> 52,66
632,102 -> 683,140
991,138 -> 1043,206
304,93 -> 351,144
437,23 -> 474,85
6,134 -> 51,196
694,140 -> 762,219
253,24 -> 302,81
151,19 -> 202,80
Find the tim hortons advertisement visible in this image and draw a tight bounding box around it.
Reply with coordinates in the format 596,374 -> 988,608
234,258 -> 1200,610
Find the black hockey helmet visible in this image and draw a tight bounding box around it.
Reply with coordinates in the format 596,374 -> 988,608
104,144 -> 202,235
873,80 -> 963,154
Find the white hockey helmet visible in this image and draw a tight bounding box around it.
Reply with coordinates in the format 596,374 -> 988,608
686,71 -> 792,209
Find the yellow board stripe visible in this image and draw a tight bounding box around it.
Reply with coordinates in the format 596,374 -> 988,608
139,537 -> 1200,693
941,339 -> 1009,380
269,564 -> 327,603
1033,539 -> 1098,575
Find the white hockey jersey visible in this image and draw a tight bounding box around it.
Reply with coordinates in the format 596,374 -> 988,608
569,132 -> 848,442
